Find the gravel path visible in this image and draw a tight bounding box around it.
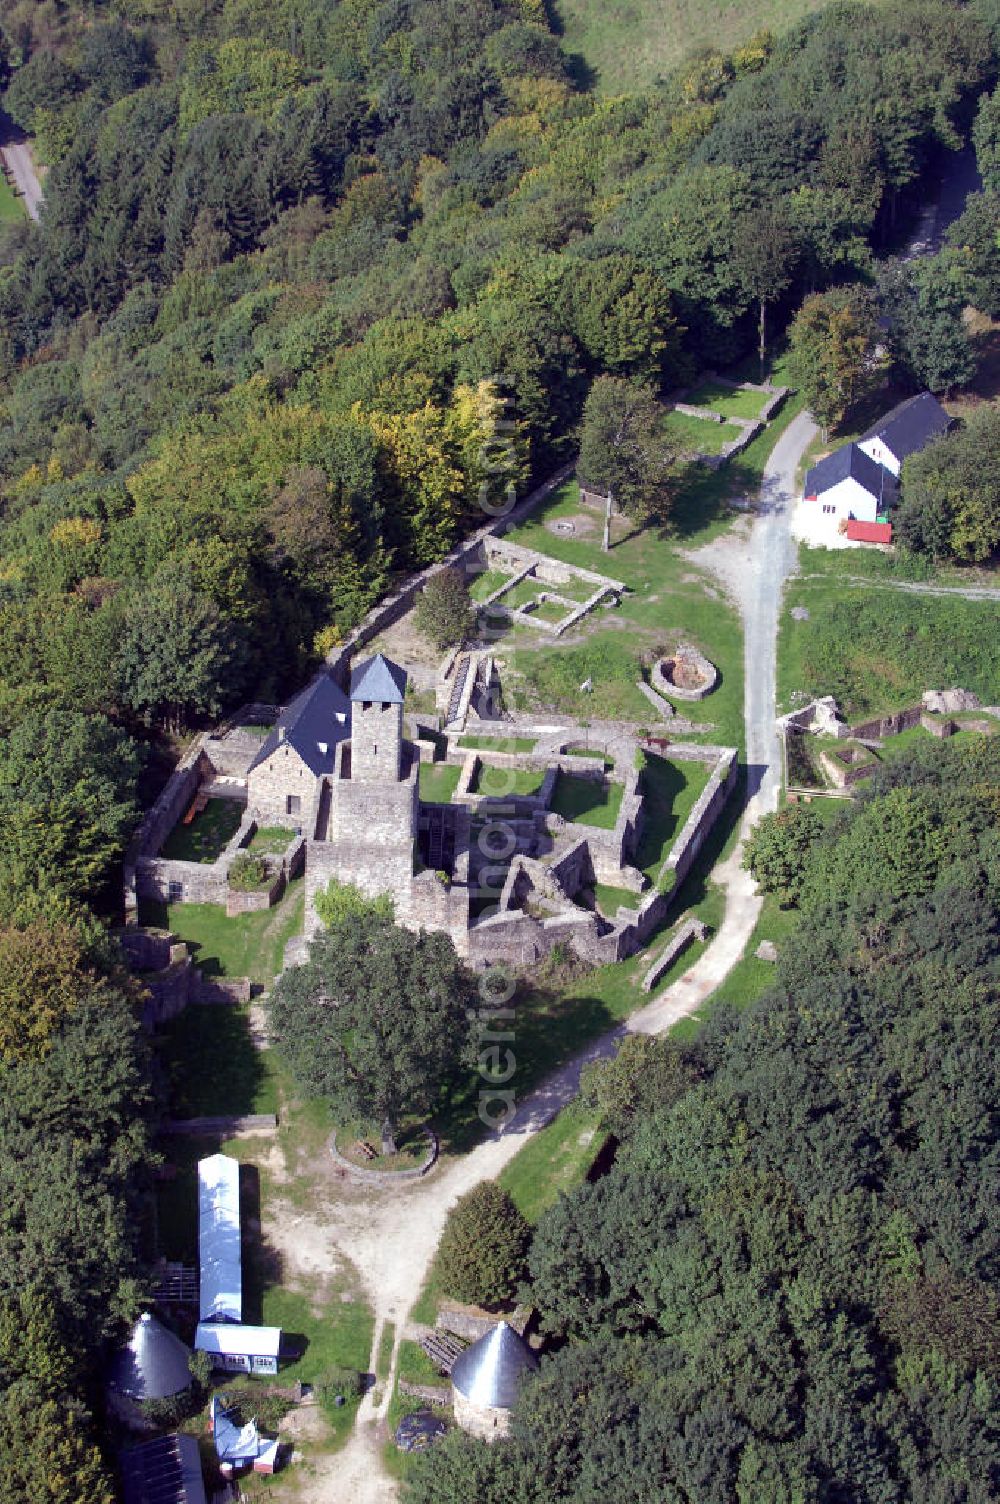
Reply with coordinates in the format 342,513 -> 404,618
804,573 -> 1000,603
288,414 -> 820,1501
0,141 -> 43,221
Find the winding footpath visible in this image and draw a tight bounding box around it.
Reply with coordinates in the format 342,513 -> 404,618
290,413 -> 819,1502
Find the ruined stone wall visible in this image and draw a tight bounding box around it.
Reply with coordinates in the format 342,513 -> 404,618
849,705 -> 923,741
657,746 -> 738,893
202,731 -> 263,778
482,535 -> 626,593
135,855 -> 229,906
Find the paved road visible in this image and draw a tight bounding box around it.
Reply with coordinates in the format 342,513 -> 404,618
310,413 -> 823,1501
746,411 -> 818,819
0,141 -> 43,221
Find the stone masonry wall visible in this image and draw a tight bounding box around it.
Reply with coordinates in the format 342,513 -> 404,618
247,740 -> 316,828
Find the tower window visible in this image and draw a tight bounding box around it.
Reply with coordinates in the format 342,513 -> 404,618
373,744 -> 377,756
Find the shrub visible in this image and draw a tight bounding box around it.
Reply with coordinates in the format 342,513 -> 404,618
414,566 -> 474,653
228,852 -> 270,890
316,1364 -> 364,1405
437,1182 -> 531,1307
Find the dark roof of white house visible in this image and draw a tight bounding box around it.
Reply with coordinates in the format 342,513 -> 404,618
109,1313 -> 193,1402
248,673 -> 351,777
121,1434 -> 207,1504
804,443 -> 899,507
450,1322 -> 539,1410
860,391 -> 951,461
350,652 -> 407,704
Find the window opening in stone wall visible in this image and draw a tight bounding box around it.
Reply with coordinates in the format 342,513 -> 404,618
286,794 -> 301,815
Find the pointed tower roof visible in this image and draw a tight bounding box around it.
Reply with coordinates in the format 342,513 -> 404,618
450,1322 -> 539,1410
109,1313 -> 193,1401
349,653 -> 407,704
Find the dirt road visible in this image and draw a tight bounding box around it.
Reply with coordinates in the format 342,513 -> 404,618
0,140 -> 43,221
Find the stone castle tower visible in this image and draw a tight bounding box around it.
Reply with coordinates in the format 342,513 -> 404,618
349,655 -> 406,782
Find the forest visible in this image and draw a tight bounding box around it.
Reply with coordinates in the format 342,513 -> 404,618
0,2 -> 998,1498
408,736 -> 1000,1501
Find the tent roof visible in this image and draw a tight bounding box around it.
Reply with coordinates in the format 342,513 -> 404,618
198,1153 -> 242,1323
349,653 -> 407,704
196,1323 -> 282,1359
450,1322 -> 538,1410
109,1313 -> 192,1402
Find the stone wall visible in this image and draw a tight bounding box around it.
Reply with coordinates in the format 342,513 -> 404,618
849,705 -> 923,741
641,917 -> 709,992
246,740 -> 316,828
482,534 -> 626,593
655,746 -> 738,894
453,1388 -> 510,1442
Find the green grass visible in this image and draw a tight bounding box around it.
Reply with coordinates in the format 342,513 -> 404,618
550,771 -> 623,827
468,568 -> 511,601
498,1101 -> 607,1222
554,0 -> 831,92
157,1005 -> 279,1117
593,882 -> 641,915
685,380 -> 769,420
663,409 -> 745,455
418,762 -> 462,803
532,597 -> 573,625
261,1286 -> 373,1446
565,744 -> 614,767
377,1322 -> 396,1382
501,578 -> 541,609
473,763 -> 547,797
247,825 -> 293,854
0,174 -> 24,223
636,753 -> 713,882
512,631 -> 651,722
778,579 -> 1000,718
396,1339 -> 444,1387
457,734 -> 537,753
160,797 -> 243,862
139,877 -> 305,983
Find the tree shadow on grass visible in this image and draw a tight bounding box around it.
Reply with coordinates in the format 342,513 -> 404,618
158,1006 -> 271,1117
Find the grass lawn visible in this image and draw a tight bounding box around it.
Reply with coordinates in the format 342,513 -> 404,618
473,763 -> 547,797
512,631 -> 652,723
685,380 -> 769,420
160,797 -> 243,862
636,753 -> 713,882
554,0 -> 831,92
469,568 -> 511,602
0,174 -> 24,222
501,578 -> 541,609
139,877 -> 305,982
248,825 -> 293,854
498,1101 -> 607,1222
157,1005 -> 280,1117
550,771 -> 623,827
418,762 -> 462,803
532,598 -> 573,625
593,882 -> 641,916
663,409 -> 745,455
260,1286 -> 373,1446
377,1322 -> 396,1382
457,734 -> 536,753
778,578 -> 1000,717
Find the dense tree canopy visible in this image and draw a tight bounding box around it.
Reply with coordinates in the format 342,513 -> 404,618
408,737 -> 1000,1502
897,403 -> 1000,562
268,913 -> 479,1138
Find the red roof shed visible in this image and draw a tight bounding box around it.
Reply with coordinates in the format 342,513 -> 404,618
845,519 -> 893,544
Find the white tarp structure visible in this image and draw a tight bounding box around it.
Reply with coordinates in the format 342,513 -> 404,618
198,1153 -> 242,1323
195,1322 -> 281,1373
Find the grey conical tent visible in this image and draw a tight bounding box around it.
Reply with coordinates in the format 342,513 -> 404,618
450,1322 -> 539,1410
109,1313 -> 193,1401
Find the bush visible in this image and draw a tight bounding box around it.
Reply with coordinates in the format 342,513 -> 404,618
437,1182 -> 530,1307
228,852 -> 270,890
414,567 -> 474,653
316,1364 -> 364,1405
217,1383 -> 293,1432
314,877 -> 393,927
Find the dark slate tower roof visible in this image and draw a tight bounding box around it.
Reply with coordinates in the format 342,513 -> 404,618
804,443 -> 898,507
860,391 -> 951,461
450,1322 -> 539,1410
349,653 -> 407,704
109,1313 -> 193,1402
248,673 -> 351,777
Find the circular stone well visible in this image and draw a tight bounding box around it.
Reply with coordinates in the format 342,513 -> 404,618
652,645 -> 718,701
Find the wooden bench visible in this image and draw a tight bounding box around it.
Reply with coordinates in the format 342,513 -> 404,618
352,1141 -> 376,1162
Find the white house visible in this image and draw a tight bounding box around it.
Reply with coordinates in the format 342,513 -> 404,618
802,443 -> 899,526
856,391 -> 951,477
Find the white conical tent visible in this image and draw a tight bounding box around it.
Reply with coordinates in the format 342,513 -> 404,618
109,1313 -> 193,1401
450,1322 -> 539,1410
